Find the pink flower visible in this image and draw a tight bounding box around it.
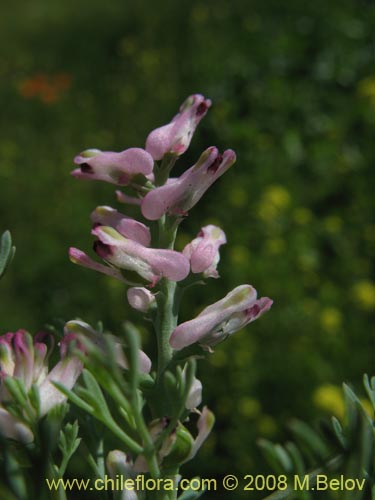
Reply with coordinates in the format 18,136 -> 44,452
69,247 -> 129,283
170,285 -> 273,350
127,287 -> 156,313
0,330 -> 82,442
183,225 -> 226,278
145,94 -> 211,160
72,147 -> 154,186
91,206 -> 151,247
92,226 -> 190,285
141,147 -> 236,221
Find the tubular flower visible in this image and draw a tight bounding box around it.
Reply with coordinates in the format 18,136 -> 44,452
69,247 -> 129,283
170,285 -> 273,350
145,94 -> 212,161
91,206 -> 151,247
0,330 -> 82,442
92,226 -> 190,285
64,320 -> 152,374
141,147 -> 236,220
183,225 -> 227,278
72,147 -> 154,186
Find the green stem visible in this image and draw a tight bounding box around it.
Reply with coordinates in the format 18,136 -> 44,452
155,155 -> 177,186
156,278 -> 178,380
154,214 -> 180,380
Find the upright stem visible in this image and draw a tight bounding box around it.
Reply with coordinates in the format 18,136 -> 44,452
155,215 -> 179,380
156,279 -> 178,380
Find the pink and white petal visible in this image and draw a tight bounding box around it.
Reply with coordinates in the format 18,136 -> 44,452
38,356 -> 83,416
69,248 -> 128,283
0,408 -> 34,443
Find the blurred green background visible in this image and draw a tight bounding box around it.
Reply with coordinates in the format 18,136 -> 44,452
0,0 -> 374,498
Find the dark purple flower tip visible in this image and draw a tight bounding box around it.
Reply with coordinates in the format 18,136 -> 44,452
247,304 -> 261,319
207,154 -> 223,173
93,240 -> 112,259
80,163 -> 94,174
92,222 -> 102,230
196,101 -> 209,116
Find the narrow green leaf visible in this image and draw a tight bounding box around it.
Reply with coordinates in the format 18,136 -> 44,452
285,442 -> 312,500
289,420 -> 330,461
331,416 -> 347,449
363,374 -> 375,412
4,378 -> 28,407
58,421 -> 81,476
52,381 -> 94,414
0,230 -> 15,279
258,439 -> 290,475
82,370 -> 112,420
273,444 -> 294,473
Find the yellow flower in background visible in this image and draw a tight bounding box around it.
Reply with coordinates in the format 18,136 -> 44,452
258,185 -> 291,221
320,307 -> 342,332
313,384 -> 345,419
230,245 -> 250,266
228,186 -> 248,208
238,397 -> 261,418
257,415 -> 277,437
352,280 -> 375,311
265,238 -> 286,255
293,207 -> 312,225
324,216 -> 343,234
358,76 -> 375,105
360,399 -> 374,419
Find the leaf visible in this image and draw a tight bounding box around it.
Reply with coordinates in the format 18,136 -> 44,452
363,374 -> 375,412
58,421 -> 81,476
52,381 -> 94,414
0,230 -> 15,279
331,416 -> 347,449
81,370 -> 112,420
258,439 -> 291,475
289,420 -> 330,461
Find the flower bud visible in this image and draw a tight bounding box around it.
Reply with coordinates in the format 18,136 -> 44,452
160,424 -> 194,469
185,376 -> 203,410
185,406 -> 215,462
145,94 -> 211,160
183,225 -> 226,278
127,287 -> 156,313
